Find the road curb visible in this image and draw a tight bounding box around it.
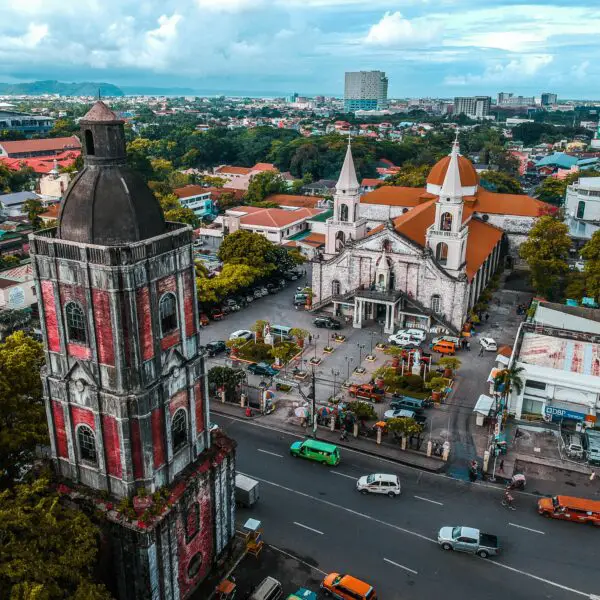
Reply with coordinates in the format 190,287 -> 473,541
213,407 -> 447,473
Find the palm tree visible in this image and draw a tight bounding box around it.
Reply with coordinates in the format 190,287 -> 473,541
493,365 -> 524,413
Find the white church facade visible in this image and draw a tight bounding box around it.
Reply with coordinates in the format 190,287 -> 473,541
311,141 -> 548,334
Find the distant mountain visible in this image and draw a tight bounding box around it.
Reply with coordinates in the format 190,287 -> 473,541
0,80 -> 124,97
120,85 -> 197,96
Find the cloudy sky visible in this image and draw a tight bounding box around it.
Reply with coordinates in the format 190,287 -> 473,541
1,0 -> 598,98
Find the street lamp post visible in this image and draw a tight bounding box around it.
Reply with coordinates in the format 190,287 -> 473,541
356,343 -> 366,365
344,355 -> 353,380
331,368 -> 340,400
313,334 -> 320,360
368,331 -> 377,356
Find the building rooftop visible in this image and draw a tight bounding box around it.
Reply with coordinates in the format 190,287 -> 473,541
307,209 -> 333,222
535,301 -> 600,331
0,136 -> 81,157
0,191 -> 41,206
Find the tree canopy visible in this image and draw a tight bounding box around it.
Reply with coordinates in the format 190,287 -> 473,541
479,171 -> 523,194
245,171 -> 288,205
579,230 -> 600,300
519,216 -> 571,299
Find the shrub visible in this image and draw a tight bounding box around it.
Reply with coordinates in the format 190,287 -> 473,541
237,341 -> 272,362
403,374 -> 424,391
347,401 -> 377,420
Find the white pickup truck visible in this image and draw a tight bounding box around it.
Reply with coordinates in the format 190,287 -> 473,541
437,526 -> 500,558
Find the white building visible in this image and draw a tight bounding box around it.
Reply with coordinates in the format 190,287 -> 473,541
564,176 -> 600,245
507,302 -> 600,425
344,71 -> 388,111
0,264 -> 36,310
454,96 -> 491,119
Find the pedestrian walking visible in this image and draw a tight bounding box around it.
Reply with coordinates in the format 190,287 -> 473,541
485,313 -> 489,322
478,346 -> 484,357
308,333 -> 312,344
466,341 -> 471,351
499,459 -> 505,473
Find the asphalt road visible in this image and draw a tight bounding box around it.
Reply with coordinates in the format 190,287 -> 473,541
214,413 -> 600,600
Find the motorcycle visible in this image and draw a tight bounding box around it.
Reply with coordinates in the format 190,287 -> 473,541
508,473 -> 526,490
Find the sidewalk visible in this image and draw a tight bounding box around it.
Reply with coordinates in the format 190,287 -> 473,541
211,400 -> 447,473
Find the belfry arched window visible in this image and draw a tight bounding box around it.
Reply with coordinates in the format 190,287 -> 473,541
78,425 -> 97,464
159,293 -> 178,336
172,409 -> 187,452
339,204 -> 349,222
65,302 -> 87,344
335,231 -> 345,251
436,242 -> 449,266
441,212 -> 453,231
84,130 -> 95,156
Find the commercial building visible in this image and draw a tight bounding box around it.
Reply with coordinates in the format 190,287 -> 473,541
344,71 -> 388,111
507,301 -> 600,426
497,93 -> 535,107
453,96 -> 491,119
565,176 -> 600,246
173,185 -> 217,219
0,109 -> 54,136
541,93 -> 558,106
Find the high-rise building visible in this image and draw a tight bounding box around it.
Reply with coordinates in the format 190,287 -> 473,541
497,93 -> 535,107
541,93 -> 558,106
30,101 -> 236,600
344,71 -> 388,111
454,96 -> 491,119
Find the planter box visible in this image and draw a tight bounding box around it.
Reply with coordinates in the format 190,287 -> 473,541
333,335 -> 346,343
323,346 -> 334,354
309,357 -> 322,366
353,366 -> 366,374
375,343 -> 387,351
365,354 -> 376,362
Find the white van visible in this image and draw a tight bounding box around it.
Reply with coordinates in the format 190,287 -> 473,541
356,473 -> 401,497
270,324 -> 292,340
566,433 -> 584,459
249,577 -> 283,600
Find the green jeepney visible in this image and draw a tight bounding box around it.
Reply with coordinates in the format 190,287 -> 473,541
290,439 -> 340,466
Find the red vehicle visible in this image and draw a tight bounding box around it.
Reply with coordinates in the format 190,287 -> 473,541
348,383 -> 385,402
210,307 -> 224,321
199,313 -> 209,327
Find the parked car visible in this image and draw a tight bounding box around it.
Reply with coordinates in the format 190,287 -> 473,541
479,337 -> 497,352
253,288 -> 262,299
199,313 -> 209,327
314,316 -> 342,330
258,286 -> 269,296
383,409 -> 426,425
245,294 -> 255,304
210,307 -> 224,321
356,473 -> 401,498
321,573 -> 376,600
247,362 -> 278,376
437,526 -> 500,558
388,332 -> 420,347
348,383 -> 384,402
266,283 -> 277,294
223,298 -> 240,311
285,271 -> 300,281
403,328 -> 427,342
229,329 -> 253,341
205,340 -> 227,356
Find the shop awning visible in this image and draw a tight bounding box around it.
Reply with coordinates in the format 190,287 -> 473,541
474,394 -> 494,416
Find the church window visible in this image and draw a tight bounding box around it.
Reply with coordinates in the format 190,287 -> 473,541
431,295 -> 441,314
159,293 -> 178,336
84,130 -> 95,156
65,302 -> 87,344
577,201 -> 586,219
436,242 -> 448,265
339,204 -> 349,222
441,212 -> 453,231
382,239 -> 391,252
172,408 -> 187,452
187,552 -> 203,579
332,280 -> 341,296
78,425 -> 97,464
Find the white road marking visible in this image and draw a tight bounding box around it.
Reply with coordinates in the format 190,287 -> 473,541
239,470 -> 597,599
414,495 -> 443,506
257,448 -> 283,458
509,523 -> 545,535
383,558 -> 418,575
331,471 -> 356,479
294,521 -> 324,535
269,544 -> 327,575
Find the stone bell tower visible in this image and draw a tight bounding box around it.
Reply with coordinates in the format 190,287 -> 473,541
30,101 -> 236,600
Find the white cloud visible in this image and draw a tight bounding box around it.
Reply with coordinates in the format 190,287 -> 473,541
364,11 -> 438,46
454,31 -> 547,53
572,60 -> 590,80
445,54 -> 554,86
0,22 -> 48,49
195,0 -> 260,13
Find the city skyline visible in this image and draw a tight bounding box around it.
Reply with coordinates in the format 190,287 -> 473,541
0,0 -> 599,98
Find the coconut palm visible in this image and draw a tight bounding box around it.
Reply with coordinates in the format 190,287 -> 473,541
493,365 -> 524,412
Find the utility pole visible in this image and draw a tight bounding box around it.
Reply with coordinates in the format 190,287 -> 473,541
311,367 -> 317,438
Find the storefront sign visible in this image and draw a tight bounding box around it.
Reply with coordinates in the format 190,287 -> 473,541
544,406 -> 586,421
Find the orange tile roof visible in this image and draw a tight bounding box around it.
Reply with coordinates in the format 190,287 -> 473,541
474,188 -> 549,217
239,207 -> 323,228
361,186 -> 435,207
266,194 -> 324,208
393,201 -> 437,247
40,203 -> 60,220
303,232 -> 326,244
215,165 -> 252,175
173,184 -> 208,199
465,219 -> 503,280
361,178 -> 381,187
0,135 -> 81,157
252,162 -> 277,172
427,154 -> 479,186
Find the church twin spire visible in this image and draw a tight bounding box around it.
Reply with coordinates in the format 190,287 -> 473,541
336,138 -> 359,194
439,136 -> 463,203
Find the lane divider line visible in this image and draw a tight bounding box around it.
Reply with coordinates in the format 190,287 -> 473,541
330,471 -> 356,480
294,521 -> 325,535
509,523 -> 545,535
239,470 -> 596,599
383,558 -> 418,575
257,448 -> 284,458
414,495 -> 444,506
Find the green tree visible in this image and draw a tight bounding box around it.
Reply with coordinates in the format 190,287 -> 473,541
564,271 -> 587,301
207,366 -> 245,401
269,342 -> 298,367
580,230 -> 600,299
0,478 -> 112,599
386,417 -> 424,437
22,199 -> 46,229
218,230 -> 277,274
245,171 -> 288,204
0,331 -> 47,488
164,206 -> 200,228
519,216 -> 571,299
536,177 -> 568,206
150,158 -> 174,181
383,164 -> 429,187
197,263 -> 261,304
49,118 -> 77,137
0,254 -> 20,269
479,171 -> 523,194
493,365 -> 524,411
